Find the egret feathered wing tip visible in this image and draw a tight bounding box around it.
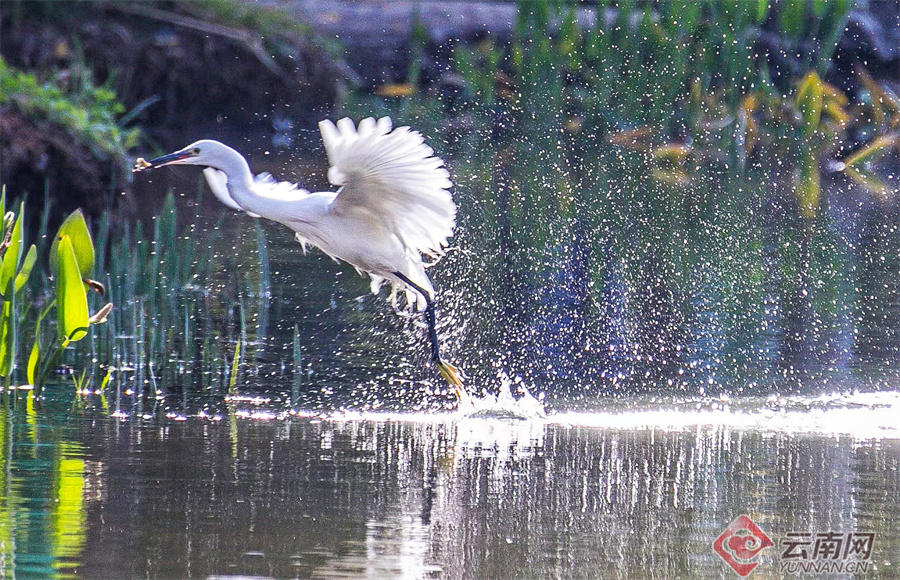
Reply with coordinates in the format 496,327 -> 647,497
317,116 -> 456,261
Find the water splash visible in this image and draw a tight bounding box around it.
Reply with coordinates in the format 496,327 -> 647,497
456,375 -> 547,420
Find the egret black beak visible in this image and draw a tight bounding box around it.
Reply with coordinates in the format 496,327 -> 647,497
132,149 -> 195,173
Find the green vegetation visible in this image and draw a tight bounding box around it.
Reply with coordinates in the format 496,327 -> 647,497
3,0 -> 898,401
189,0 -> 315,39
88,192 -> 268,401
0,190 -> 113,396
340,0 -> 899,394
0,186 -> 265,403
0,57 -> 139,165
351,0 -> 895,194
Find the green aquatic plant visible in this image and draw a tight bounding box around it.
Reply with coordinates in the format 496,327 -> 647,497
31,210 -> 113,396
359,0 -> 893,215
0,184 -> 265,402
83,191 -> 268,401
0,194 -> 38,384
0,190 -> 113,396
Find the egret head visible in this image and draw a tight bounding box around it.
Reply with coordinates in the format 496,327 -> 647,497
133,140 -> 239,172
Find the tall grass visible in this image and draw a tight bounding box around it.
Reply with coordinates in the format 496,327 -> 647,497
85,192 -> 269,405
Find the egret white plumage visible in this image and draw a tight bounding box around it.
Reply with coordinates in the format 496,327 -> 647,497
134,117 -> 462,390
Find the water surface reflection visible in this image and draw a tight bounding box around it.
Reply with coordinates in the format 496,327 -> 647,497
2,392 -> 884,578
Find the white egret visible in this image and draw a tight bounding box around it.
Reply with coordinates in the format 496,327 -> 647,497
134,117 -> 462,390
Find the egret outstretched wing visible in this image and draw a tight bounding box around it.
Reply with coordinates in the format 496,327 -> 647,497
319,117 -> 455,260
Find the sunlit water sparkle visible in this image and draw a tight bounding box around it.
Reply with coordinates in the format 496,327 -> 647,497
317,389 -> 900,442
110,387 -> 900,442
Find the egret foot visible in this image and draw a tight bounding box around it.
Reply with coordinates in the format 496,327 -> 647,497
436,359 -> 464,397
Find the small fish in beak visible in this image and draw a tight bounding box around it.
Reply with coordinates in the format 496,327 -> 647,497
132,158 -> 152,172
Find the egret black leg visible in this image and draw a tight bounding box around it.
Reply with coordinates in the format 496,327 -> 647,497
393,272 -> 441,363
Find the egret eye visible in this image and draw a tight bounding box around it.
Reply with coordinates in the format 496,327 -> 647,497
192,148 -> 201,155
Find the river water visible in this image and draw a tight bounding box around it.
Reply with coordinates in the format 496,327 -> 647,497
1,388 -> 898,579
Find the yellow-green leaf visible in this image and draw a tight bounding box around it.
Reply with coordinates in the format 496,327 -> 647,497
652,144 -> 693,162
796,71 -> 824,136
28,305 -> 51,386
796,151 -> 820,219
756,0 -> 770,23
57,235 -> 90,342
27,336 -> 39,386
373,83 -> 416,98
842,133 -> 899,168
229,339 -> 241,392
49,210 -> 95,279
0,204 -> 24,293
14,244 -> 37,293
0,301 -> 11,377
651,168 -> 691,186
844,166 -> 892,199
100,368 -> 112,390
608,126 -> 654,151
856,66 -> 900,116
823,99 -> 849,126
823,81 -> 848,107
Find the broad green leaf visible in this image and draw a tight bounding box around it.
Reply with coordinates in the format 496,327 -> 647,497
843,134 -> 899,168
49,210 -> 95,279
56,235 -> 90,342
14,244 -> 37,293
0,204 -> 24,293
28,302 -> 53,387
796,71 -> 824,136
